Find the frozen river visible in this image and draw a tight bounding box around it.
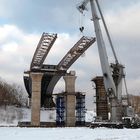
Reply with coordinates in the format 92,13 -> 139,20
0,127 -> 140,140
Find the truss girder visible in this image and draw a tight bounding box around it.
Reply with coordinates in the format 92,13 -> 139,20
57,36 -> 96,70
30,32 -> 57,69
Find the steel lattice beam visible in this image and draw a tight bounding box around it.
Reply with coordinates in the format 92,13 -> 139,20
30,32 -> 57,69
57,36 -> 96,70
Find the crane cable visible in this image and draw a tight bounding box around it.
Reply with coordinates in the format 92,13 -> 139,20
79,11 -> 85,34
79,12 -> 86,57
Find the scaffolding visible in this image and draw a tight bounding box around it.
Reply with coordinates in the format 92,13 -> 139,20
55,92 -> 86,126
76,93 -> 86,126
56,95 -> 65,126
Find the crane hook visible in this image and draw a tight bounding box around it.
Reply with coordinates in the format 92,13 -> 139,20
79,26 -> 84,33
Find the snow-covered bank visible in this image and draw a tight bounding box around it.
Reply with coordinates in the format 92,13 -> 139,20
0,106 -> 57,126
0,106 -> 23,126
0,127 -> 140,140
0,106 -> 95,126
0,106 -> 140,140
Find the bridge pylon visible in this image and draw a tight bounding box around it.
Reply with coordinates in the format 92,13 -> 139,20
30,72 -> 43,126
63,71 -> 77,127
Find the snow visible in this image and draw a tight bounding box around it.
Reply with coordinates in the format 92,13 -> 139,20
0,106 -> 95,126
0,106 -> 140,140
0,127 -> 140,140
22,108 -> 56,122
85,110 -> 96,122
0,106 -> 23,126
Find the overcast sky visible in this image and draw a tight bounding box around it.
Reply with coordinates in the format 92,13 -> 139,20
0,0 -> 140,109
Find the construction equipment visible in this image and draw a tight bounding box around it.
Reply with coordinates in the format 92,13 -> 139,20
77,0 -> 125,122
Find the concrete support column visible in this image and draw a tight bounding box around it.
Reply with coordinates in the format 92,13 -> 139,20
30,72 -> 43,126
63,71 -> 77,127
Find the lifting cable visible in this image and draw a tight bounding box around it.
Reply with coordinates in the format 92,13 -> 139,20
78,11 -> 86,57
79,11 -> 85,34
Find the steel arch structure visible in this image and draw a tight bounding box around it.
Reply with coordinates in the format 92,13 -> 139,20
24,33 -> 96,107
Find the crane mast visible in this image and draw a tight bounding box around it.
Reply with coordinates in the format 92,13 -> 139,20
77,0 -> 124,122
89,0 -> 116,96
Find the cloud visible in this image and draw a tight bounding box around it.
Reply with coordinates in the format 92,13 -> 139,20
0,0 -> 80,33
105,2 -> 140,40
0,24 -> 39,84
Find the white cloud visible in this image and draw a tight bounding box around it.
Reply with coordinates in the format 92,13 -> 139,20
0,24 -> 23,41
2,42 -> 18,52
0,25 -> 39,84
105,2 -> 140,41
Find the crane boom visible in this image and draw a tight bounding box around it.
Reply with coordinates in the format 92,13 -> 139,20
78,0 -> 116,97
95,0 -> 119,64
89,0 -> 116,97
77,0 -> 125,122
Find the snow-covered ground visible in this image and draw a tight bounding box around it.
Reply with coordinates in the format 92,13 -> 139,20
0,106 -> 23,126
0,106 -> 140,140
0,106 -> 96,126
0,127 -> 140,140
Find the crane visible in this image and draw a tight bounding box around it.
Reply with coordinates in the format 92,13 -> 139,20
77,0 -> 125,122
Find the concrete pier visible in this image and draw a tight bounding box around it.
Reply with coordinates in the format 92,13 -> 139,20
92,76 -> 108,121
30,72 -> 43,126
63,71 -> 76,127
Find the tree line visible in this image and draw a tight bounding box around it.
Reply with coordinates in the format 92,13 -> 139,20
0,77 -> 27,107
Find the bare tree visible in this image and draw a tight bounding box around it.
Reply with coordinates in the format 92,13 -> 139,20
0,78 -> 27,107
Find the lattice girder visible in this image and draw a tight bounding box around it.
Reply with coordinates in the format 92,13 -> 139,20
30,32 -> 57,69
